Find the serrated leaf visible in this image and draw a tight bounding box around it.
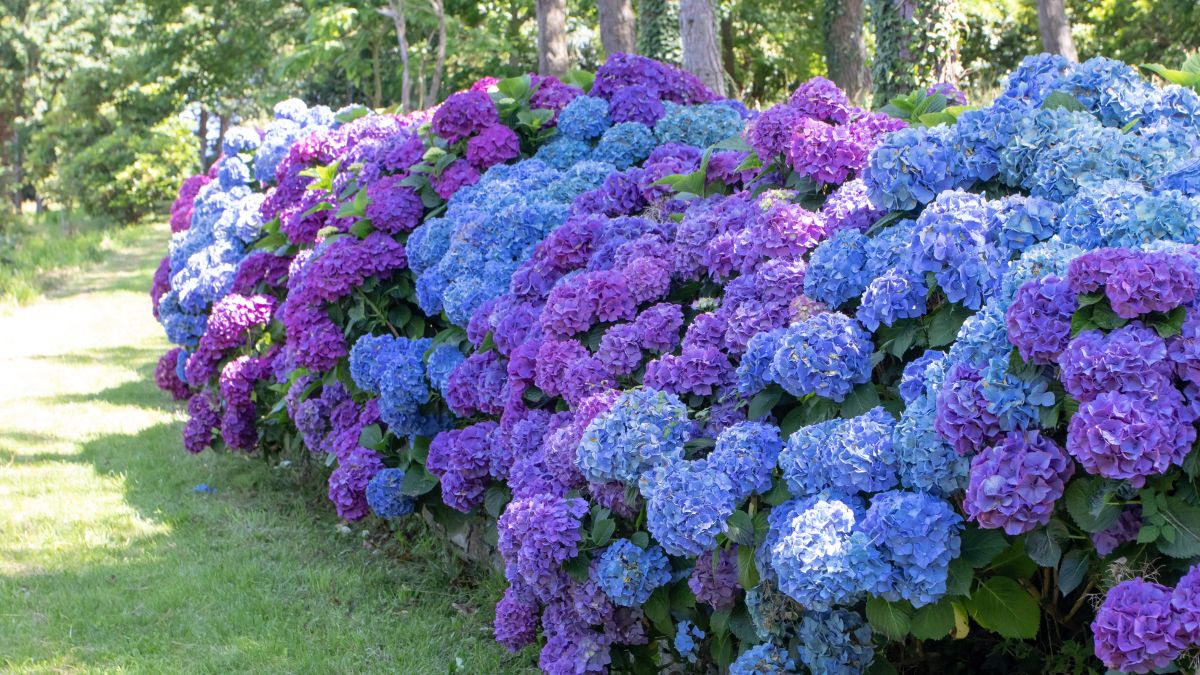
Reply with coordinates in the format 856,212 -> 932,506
866,597 -> 913,640
630,531 -> 650,549
1064,477 -> 1121,532
1156,497 -> 1200,557
840,383 -> 881,418
484,485 -> 511,519
1025,520 -> 1068,568
747,387 -> 782,420
358,424 -> 384,449
710,632 -> 733,667
729,606 -> 759,643
927,302 -> 971,347
1058,549 -> 1089,595
726,510 -> 755,546
946,558 -> 975,597
966,577 -> 1039,639
910,599 -> 956,640
591,517 -> 616,548
951,601 -> 970,639
643,587 -> 673,635
737,544 -> 759,590
959,525 -> 1008,567
564,554 -> 590,582
400,465 -> 439,497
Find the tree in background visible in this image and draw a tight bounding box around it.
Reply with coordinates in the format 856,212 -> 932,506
537,0 -> 569,76
636,0 -> 680,65
679,0 -> 726,95
597,0 -> 636,56
870,0 -> 963,106
1037,0 -> 1077,60
823,0 -> 871,103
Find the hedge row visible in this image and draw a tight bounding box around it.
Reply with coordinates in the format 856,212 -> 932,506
151,53 -> 1200,674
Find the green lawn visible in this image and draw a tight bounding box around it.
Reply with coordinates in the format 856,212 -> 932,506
0,222 -> 537,673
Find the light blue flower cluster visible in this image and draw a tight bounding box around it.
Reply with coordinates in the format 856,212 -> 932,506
424,343 -> 466,398
556,96 -> 612,141
778,407 -> 898,497
594,538 -> 672,607
856,269 -> 928,331
909,190 -> 1001,310
253,98 -> 336,184
349,334 -> 435,437
576,387 -> 691,484
802,229 -> 872,307
639,458 -> 736,557
859,490 -> 963,607
707,422 -> 782,500
729,642 -> 795,675
770,312 -> 873,402
673,620 -> 704,663
653,102 -> 744,148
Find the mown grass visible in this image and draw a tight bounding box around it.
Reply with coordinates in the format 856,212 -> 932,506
0,222 -> 537,673
0,210 -> 149,308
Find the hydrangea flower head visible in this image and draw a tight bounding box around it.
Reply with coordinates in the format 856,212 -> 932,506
964,432 -> 1074,535
860,490 -> 963,607
796,609 -> 875,675
594,538 -> 672,607
365,468 -> 415,518
576,387 -> 690,485
771,312 -> 872,402
708,422 -> 783,500
1092,578 -> 1187,674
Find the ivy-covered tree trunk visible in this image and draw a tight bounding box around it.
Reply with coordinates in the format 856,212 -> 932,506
537,0 -> 569,78
679,0 -> 726,96
824,0 -> 871,104
1037,0 -> 1078,61
636,0 -> 680,65
598,0 -> 637,57
870,0 -> 962,107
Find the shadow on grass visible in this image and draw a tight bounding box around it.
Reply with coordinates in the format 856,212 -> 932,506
2,371 -> 536,673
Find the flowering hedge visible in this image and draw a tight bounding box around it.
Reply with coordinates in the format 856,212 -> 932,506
151,53 -> 1200,674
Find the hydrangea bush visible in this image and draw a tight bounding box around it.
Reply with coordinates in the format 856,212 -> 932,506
153,53 -> 1200,674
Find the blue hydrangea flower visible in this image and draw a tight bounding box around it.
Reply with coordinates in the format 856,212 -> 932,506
859,490 -> 963,607
534,136 -> 594,170
654,102 -> 745,148
803,229 -> 872,308
595,538 -> 672,607
366,468 -> 415,518
736,327 -> 787,396
779,407 -> 898,497
899,349 -> 948,404
425,343 -> 466,397
730,642 -> 796,675
991,194 -> 1061,254
639,459 -> 737,557
909,190 -> 1002,310
999,237 -> 1083,305
1001,53 -> 1072,104
945,302 -> 1010,368
766,496 -> 889,610
594,122 -> 656,170
856,269 -> 928,332
674,620 -> 705,663
771,312 -> 872,402
862,125 -> 960,211
892,395 -> 970,497
348,334 -> 433,437
557,96 -> 612,140
978,354 -> 1056,432
796,609 -> 875,675
708,422 -> 783,500
1066,56 -> 1156,128
577,387 -> 691,485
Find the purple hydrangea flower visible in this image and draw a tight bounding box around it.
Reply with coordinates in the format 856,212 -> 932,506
1066,386 -> 1196,488
1005,275 -> 1075,365
1057,324 -> 1173,403
964,432 -> 1074,535
1092,579 -> 1188,674
432,90 -> 499,143
689,547 -> 741,610
497,493 -> 589,602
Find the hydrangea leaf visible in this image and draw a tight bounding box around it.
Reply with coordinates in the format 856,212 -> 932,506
966,577 -> 1039,639
1064,477 -> 1121,532
909,599 -> 956,640
1057,549 -> 1089,595
958,525 -> 1008,567
840,383 -> 881,418
747,387 -> 782,420
399,464 -> 439,497
865,596 -> 913,640
1156,497 -> 1200,558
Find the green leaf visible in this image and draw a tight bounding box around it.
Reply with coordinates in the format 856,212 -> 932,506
711,134 -> 752,152
484,485 -> 511,519
564,554 -> 590,582
495,74 -> 532,100
840,383 -> 881,418
349,219 -> 375,239
1140,63 -> 1200,89
927,302 -> 971,347
643,587 -> 673,635
1076,291 -> 1105,307
709,609 -> 730,637
987,539 -> 1038,579
1156,497 -> 1200,558
761,479 -> 792,507
729,606 -> 759,643
400,465 -> 440,497
630,531 -> 650,549
1041,91 -> 1087,112
865,597 -> 913,640
737,543 -> 759,590
358,424 -> 384,450
946,559 -> 975,597
591,517 -> 616,549
1137,524 -> 1161,544
1090,302 -> 1127,330
335,105 -> 370,124
1069,310 -> 1099,337
726,510 -> 755,546
959,525 -> 1008,567
966,577 -> 1039,639
1025,520 -> 1068,568
1064,477 -> 1122,532
910,599 -> 956,640
561,69 -> 595,92
670,579 -> 696,612
1058,549 -> 1089,595
1150,305 -> 1187,339
747,387 -> 782,420
866,658 -> 899,675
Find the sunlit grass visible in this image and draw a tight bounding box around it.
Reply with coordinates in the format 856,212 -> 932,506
0,223 -> 537,673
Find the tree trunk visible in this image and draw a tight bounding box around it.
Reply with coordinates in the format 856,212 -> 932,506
424,0 -> 446,108
678,0 -> 726,96
1037,0 -> 1078,61
216,113 -> 229,162
869,0 -> 961,107
637,0 -> 680,64
371,36 -> 383,108
823,0 -> 871,104
382,0 -> 412,111
197,106 -> 210,171
597,0 -> 636,57
536,0 -> 569,78
719,14 -> 739,92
